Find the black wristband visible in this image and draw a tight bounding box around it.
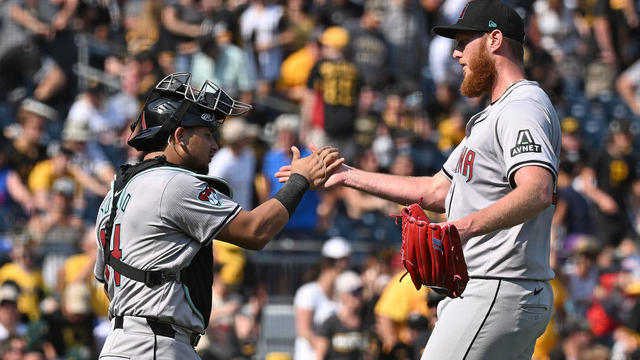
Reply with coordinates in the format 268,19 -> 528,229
274,173 -> 310,217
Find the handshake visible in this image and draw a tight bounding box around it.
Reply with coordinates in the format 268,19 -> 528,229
275,143 -> 348,190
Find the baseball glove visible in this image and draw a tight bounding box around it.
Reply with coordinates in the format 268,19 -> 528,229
394,203 -> 469,298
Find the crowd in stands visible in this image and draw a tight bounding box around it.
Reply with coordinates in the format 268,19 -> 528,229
0,0 -> 640,358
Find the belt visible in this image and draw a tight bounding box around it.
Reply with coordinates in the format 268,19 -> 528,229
114,316 -> 201,348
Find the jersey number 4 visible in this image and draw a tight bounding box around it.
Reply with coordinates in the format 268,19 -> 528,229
100,225 -> 123,286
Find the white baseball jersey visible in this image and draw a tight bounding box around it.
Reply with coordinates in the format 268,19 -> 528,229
94,166 -> 241,333
442,80 -> 560,280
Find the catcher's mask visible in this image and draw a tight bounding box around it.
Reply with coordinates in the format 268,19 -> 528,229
128,72 -> 252,151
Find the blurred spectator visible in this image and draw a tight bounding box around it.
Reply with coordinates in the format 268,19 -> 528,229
277,34 -> 321,103
0,1 -> 67,105
381,0 -> 427,91
320,148 -> 397,242
0,238 -> 44,322
62,118 -> 115,207
58,227 -> 109,318
314,0 -> 363,29
303,26 -> 361,162
558,116 -> 587,175
548,316 -> 593,360
529,0 -> 583,93
293,236 -> 351,360
239,0 -> 285,89
160,0 -> 205,73
617,58 -> 640,116
208,117 -> 258,210
564,236 -> 601,317
347,7 -> 389,91
4,99 -> 52,184
0,143 -> 35,230
553,161 -> 593,238
279,0 -> 314,57
258,114 -> 320,238
40,282 -> 96,359
28,178 -> 83,291
315,270 -> 369,359
0,282 -> 24,345
99,59 -> 141,146
124,0 -> 162,56
374,265 -> 429,360
192,22 -> 255,103
581,119 -> 638,247
200,263 -> 244,360
0,334 -> 44,360
27,145 -> 79,212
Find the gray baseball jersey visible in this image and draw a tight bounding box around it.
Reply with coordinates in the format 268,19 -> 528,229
94,166 -> 241,333
441,80 -> 560,280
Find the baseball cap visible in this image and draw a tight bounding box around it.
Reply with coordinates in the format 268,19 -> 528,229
0,283 -> 19,304
19,98 -> 58,121
319,26 -> 350,50
321,236 -> 352,259
221,117 -> 258,144
433,0 -> 525,44
52,177 -> 76,197
334,271 -> 362,295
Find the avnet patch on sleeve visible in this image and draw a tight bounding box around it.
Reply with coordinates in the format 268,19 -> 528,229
510,129 -> 542,157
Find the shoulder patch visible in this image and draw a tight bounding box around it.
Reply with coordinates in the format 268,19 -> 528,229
510,129 -> 541,157
198,185 -> 222,206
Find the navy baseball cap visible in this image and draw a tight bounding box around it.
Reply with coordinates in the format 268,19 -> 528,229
433,0 -> 525,44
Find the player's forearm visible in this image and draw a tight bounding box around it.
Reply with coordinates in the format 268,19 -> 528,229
342,167 -> 448,212
452,180 -> 552,243
219,200 -> 289,250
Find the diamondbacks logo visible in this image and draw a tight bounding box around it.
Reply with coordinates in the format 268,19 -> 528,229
488,20 -> 497,28
510,130 -> 541,157
459,4 -> 469,19
199,185 -> 221,206
455,146 -> 476,182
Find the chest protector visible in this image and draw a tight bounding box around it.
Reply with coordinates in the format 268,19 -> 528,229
102,156 -> 231,328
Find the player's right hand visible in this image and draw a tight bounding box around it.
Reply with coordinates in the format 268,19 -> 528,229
289,145 -> 343,190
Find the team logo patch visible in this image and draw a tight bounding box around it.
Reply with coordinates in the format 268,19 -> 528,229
459,4 -> 468,19
199,185 -> 221,206
488,20 -> 497,28
510,129 -> 541,157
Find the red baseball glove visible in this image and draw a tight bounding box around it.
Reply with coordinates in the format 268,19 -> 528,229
395,203 -> 469,298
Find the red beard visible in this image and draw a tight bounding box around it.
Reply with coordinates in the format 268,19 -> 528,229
461,43 -> 496,98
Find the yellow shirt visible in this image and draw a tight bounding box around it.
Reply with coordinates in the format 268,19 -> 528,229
375,272 -> 429,344
0,263 -> 44,320
27,159 -> 79,193
62,254 -> 110,317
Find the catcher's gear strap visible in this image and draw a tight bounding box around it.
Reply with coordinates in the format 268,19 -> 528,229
102,156 -> 227,288
274,173 -> 310,217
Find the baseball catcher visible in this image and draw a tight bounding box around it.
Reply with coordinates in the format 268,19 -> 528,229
395,203 -> 469,298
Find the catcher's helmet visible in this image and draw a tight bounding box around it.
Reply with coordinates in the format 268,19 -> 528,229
128,72 -> 252,151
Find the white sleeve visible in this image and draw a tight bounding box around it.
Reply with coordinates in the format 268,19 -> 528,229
441,139 -> 467,180
161,173 -> 241,246
293,284 -> 316,310
496,101 -> 559,188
